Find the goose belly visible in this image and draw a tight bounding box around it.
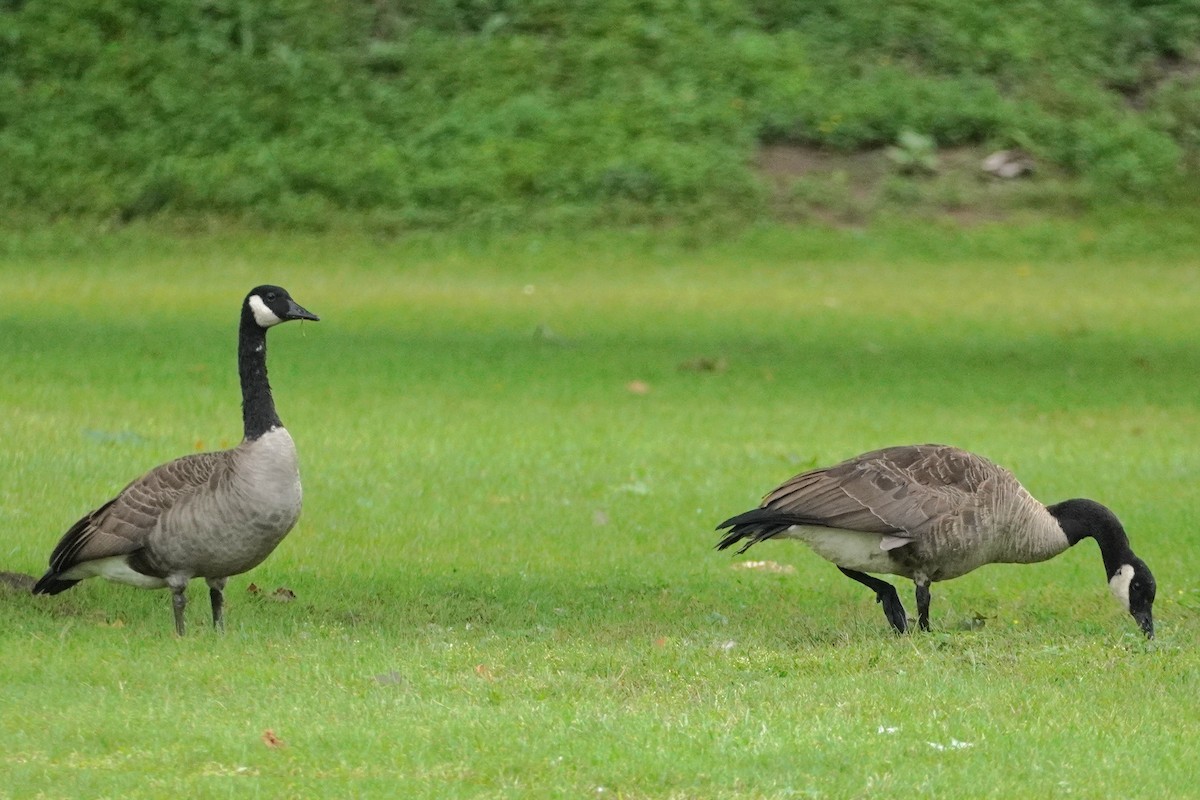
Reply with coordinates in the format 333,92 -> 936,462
152,501 -> 301,578
780,525 -> 908,576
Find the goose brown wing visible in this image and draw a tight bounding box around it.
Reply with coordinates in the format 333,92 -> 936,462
761,444 -> 994,539
47,450 -> 231,573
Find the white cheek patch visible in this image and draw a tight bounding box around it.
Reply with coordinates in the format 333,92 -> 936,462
1108,564 -> 1134,611
248,294 -> 283,328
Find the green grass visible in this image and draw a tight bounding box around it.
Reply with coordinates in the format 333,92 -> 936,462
2,215 -> 1200,798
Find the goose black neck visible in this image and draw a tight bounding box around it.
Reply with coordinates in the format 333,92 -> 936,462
238,314 -> 282,441
1049,498 -> 1135,577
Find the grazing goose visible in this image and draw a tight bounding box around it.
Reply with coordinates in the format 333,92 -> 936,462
716,444 -> 1156,638
32,285 -> 319,635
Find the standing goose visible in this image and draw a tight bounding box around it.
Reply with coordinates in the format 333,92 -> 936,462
716,444 -> 1156,638
32,285 -> 319,635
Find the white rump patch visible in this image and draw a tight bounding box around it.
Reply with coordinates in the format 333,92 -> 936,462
62,556 -> 169,589
1108,564 -> 1134,611
248,294 -> 283,328
782,525 -> 902,574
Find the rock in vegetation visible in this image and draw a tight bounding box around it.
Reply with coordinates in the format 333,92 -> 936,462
982,150 -> 1035,178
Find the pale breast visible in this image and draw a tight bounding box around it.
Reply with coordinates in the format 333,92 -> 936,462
984,484 -> 1070,565
147,428 -> 303,578
909,483 -> 1071,579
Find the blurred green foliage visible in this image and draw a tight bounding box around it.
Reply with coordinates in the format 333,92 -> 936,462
1,0 -> 1197,223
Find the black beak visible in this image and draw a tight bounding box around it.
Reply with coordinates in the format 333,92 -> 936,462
286,299 -> 319,322
1133,610 -> 1154,639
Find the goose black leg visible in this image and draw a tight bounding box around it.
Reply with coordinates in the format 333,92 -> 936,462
838,567 -> 907,633
170,583 -> 187,637
206,577 -> 227,632
915,580 -> 932,632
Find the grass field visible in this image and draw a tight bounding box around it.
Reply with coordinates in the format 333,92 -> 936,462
2,215 -> 1199,798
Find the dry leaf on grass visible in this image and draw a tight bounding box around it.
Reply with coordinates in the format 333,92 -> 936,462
247,584 -> 296,601
731,560 -> 796,575
261,730 -> 285,748
474,664 -> 495,681
626,380 -> 650,395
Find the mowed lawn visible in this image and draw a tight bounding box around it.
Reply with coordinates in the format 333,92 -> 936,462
1,217 -> 1199,798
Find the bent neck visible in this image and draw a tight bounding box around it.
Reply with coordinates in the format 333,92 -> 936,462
1051,498 -> 1135,577
238,314 -> 282,441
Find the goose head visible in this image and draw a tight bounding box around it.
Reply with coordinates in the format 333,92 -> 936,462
245,285 -> 320,329
1107,557 -> 1156,639
1048,498 -> 1156,639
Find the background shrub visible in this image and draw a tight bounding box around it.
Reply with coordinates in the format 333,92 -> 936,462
1,0 -> 1197,222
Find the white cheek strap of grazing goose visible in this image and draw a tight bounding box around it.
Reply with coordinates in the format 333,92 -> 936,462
1108,564 -> 1134,611
248,295 -> 283,327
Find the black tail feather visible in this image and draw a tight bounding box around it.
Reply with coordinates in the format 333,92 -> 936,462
715,507 -> 825,554
32,572 -> 80,596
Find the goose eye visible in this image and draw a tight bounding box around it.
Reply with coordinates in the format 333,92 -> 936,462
266,292 -> 277,301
